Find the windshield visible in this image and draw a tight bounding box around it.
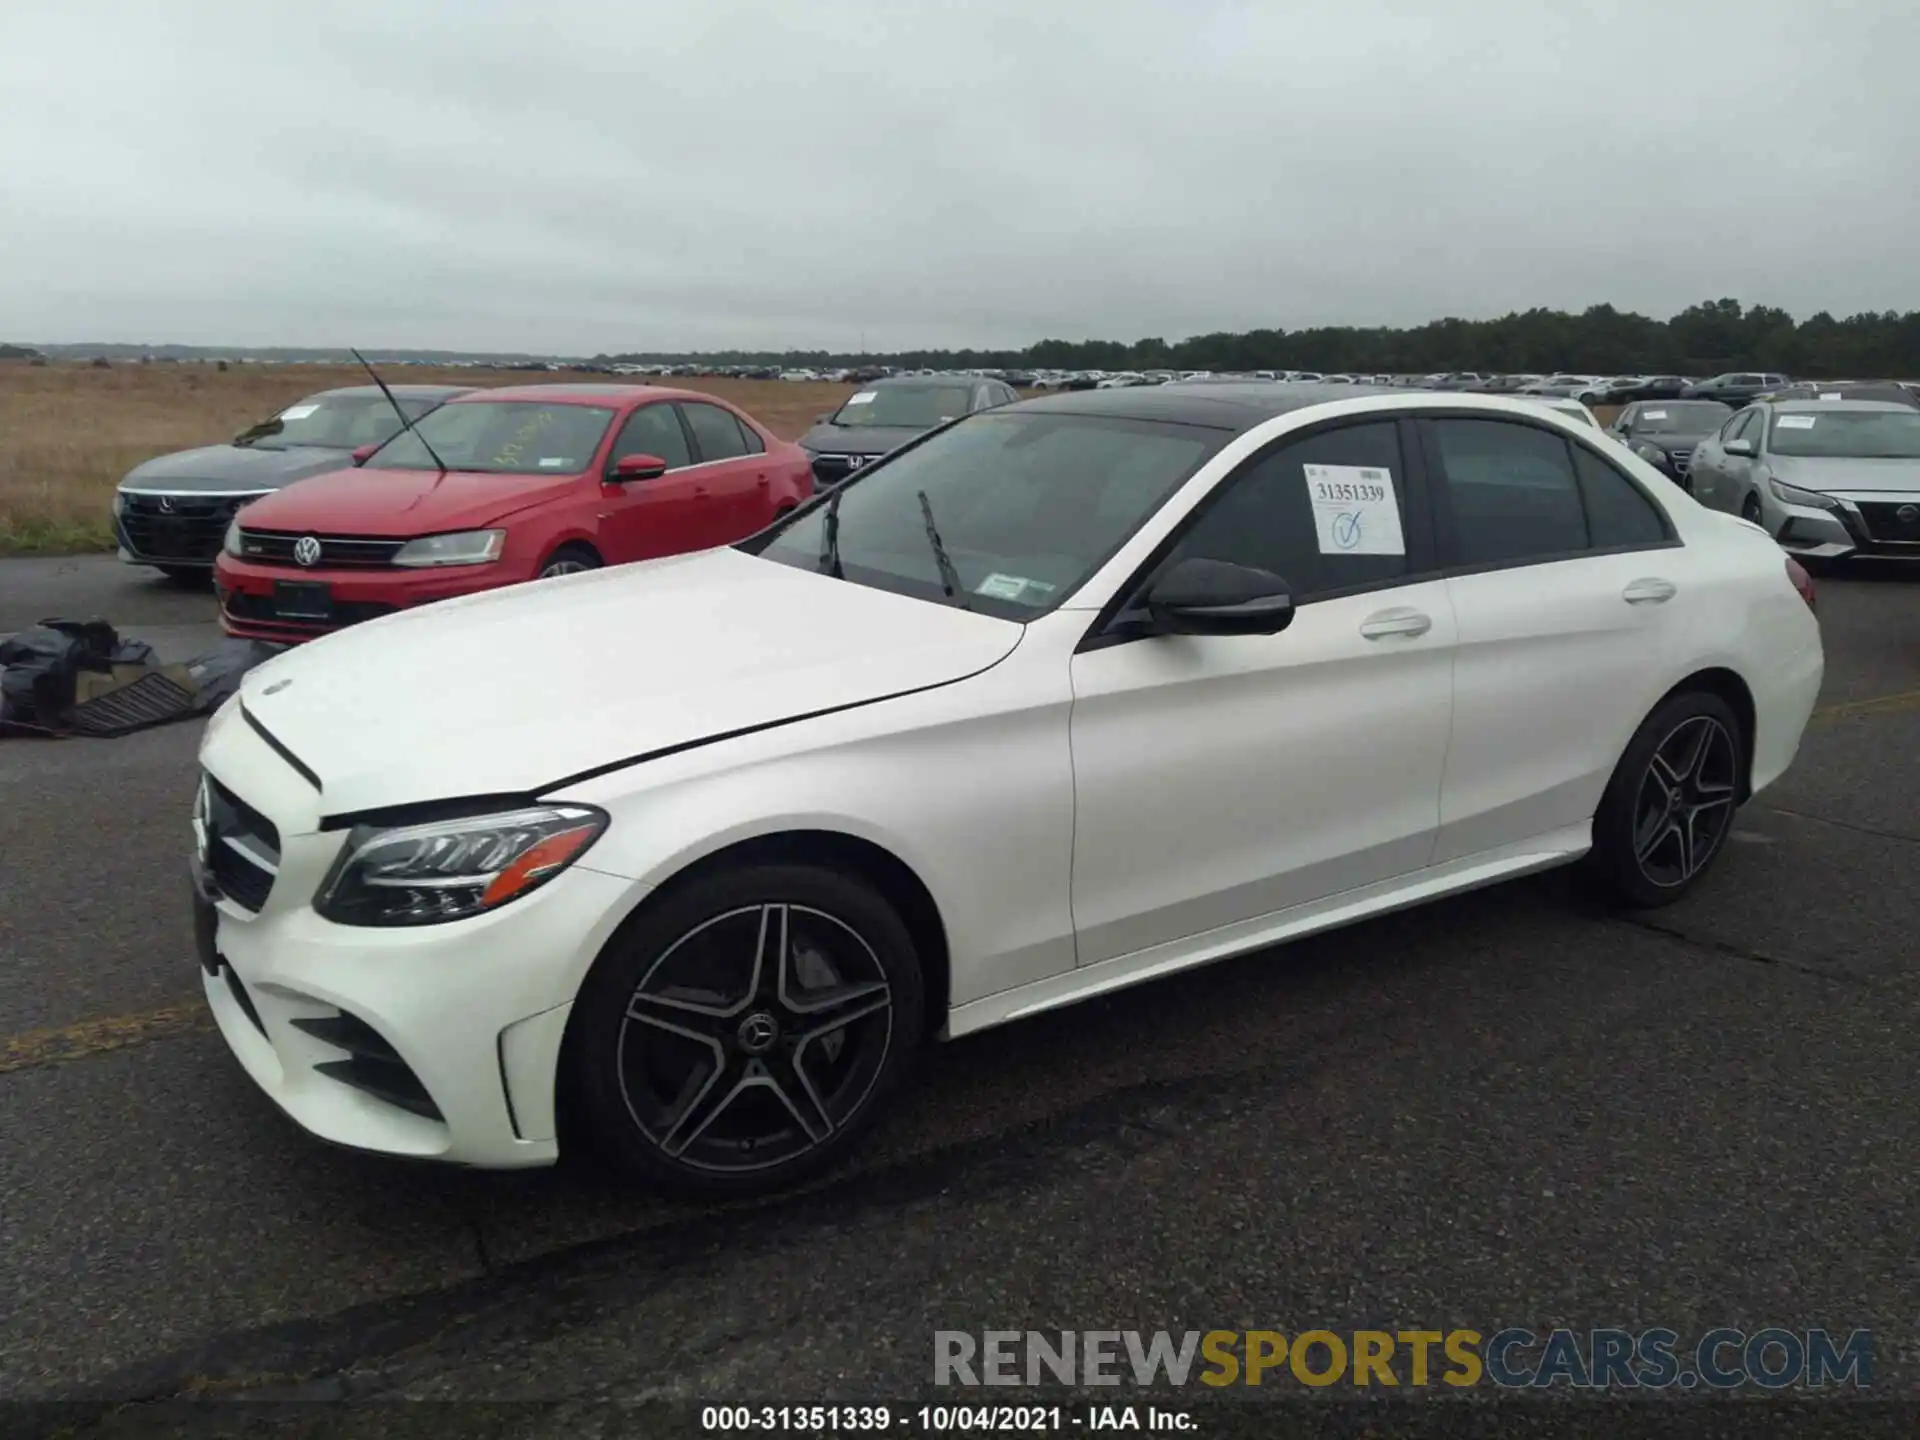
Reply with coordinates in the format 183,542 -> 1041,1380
367,401 -> 616,473
234,394 -> 443,451
1631,403 -> 1728,435
1768,410 -> 1920,459
752,411 -> 1227,618
829,384 -> 976,430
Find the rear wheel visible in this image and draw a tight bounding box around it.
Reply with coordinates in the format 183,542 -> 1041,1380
1588,689 -> 1744,908
567,862 -> 924,1196
538,544 -> 600,579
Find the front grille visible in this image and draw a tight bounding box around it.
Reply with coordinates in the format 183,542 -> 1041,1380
119,492 -> 263,561
222,590 -> 397,630
291,1012 -> 444,1120
203,774 -> 280,912
1855,501 -> 1920,544
809,453 -> 872,486
1666,449 -> 1693,476
235,529 -> 408,568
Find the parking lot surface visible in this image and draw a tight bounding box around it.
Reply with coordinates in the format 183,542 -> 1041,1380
1,555 -> 1917,1407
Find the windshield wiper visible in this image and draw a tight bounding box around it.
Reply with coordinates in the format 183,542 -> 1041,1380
231,418 -> 283,449
917,491 -> 970,610
816,483 -> 845,578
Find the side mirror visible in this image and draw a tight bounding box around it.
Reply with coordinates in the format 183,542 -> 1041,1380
1724,438 -> 1755,458
351,442 -> 380,467
610,453 -> 668,481
1142,557 -> 1295,636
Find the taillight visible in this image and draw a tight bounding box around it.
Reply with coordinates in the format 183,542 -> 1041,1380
1784,556 -> 1816,611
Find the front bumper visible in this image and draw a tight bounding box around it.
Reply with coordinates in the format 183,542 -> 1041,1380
1770,490 -> 1920,561
194,707 -> 645,1167
213,554 -> 535,643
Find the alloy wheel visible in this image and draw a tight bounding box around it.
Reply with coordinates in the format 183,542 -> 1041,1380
541,558 -> 592,577
1630,714 -> 1738,888
615,903 -> 894,1174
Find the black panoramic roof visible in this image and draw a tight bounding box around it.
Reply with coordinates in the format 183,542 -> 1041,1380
1006,382 -> 1400,433
317,384 -> 475,399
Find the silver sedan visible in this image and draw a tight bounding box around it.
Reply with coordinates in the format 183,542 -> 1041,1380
1686,400 -> 1920,564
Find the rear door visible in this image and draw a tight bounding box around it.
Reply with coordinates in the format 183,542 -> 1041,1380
1421,415 -> 1692,862
596,402 -> 707,562
679,400 -> 769,540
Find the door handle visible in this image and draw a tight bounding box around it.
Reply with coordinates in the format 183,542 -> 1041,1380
1622,578 -> 1676,605
1359,608 -> 1432,639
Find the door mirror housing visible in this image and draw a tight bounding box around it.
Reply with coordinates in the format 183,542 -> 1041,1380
610,453 -> 669,481
1723,438 -> 1755,458
350,442 -> 381,467
1142,557 -> 1295,636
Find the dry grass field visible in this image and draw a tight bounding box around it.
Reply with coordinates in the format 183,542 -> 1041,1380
0,361 -> 864,555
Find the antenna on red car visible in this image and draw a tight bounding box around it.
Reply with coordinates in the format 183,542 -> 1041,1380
351,347 -> 449,476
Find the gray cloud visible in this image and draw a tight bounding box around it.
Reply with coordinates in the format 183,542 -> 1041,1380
3,0 -> 1916,352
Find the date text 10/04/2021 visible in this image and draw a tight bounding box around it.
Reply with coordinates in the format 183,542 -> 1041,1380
701,1406 -> 1192,1432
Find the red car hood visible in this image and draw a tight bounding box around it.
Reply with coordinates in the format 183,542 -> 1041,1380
236,465 -> 578,535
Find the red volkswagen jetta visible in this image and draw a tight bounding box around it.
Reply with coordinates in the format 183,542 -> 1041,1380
213,384 -> 813,642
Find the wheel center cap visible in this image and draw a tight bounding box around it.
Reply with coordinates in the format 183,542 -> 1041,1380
736,1011 -> 780,1054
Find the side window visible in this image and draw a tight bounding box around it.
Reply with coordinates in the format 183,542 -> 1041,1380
734,413 -> 766,455
609,403 -> 692,470
682,402 -> 750,463
1161,421 -> 1410,600
1431,418 -> 1588,566
1570,445 -> 1668,548
1721,410 -> 1753,442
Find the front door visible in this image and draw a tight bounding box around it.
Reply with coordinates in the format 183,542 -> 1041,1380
1068,417 -> 1457,966
597,402 -> 709,562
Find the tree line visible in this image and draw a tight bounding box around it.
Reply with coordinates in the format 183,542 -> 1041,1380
597,299 -> 1920,378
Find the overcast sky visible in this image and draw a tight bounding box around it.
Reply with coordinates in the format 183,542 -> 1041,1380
2,0 -> 1915,354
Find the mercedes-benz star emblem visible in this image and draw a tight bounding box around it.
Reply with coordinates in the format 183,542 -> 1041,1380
736,1011 -> 780,1054
292,535 -> 323,567
157,495 -> 175,514
1898,504 -> 1919,525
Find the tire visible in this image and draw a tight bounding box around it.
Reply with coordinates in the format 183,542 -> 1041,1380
1587,689 -> 1745,909
567,862 -> 926,1196
538,544 -> 600,579
1740,494 -> 1763,526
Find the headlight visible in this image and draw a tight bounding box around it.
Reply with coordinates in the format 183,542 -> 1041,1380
1632,442 -> 1668,465
113,490 -> 127,517
223,517 -> 244,557
1768,478 -> 1839,511
391,530 -> 506,567
315,803 -> 607,927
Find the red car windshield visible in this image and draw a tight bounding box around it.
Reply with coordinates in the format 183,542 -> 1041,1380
368,402 -> 616,474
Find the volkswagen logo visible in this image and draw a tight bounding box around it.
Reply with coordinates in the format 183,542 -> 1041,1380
157,495 -> 176,514
292,535 -> 323,567
736,1011 -> 780,1054
1899,504 -> 1919,525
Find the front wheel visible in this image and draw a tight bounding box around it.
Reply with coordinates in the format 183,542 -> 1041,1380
567,863 -> 925,1196
538,544 -> 600,579
1740,493 -> 1764,526
1588,690 -> 1744,908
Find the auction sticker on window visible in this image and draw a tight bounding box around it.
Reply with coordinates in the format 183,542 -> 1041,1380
1303,463 -> 1405,555
1777,415 -> 1817,429
845,392 -> 876,405
1643,409 -> 1669,420
278,404 -> 319,420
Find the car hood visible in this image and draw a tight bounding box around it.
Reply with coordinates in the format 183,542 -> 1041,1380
235,547 -> 1023,822
230,464 -> 579,535
1769,455 -> 1920,494
120,443 -> 356,492
799,424 -> 927,457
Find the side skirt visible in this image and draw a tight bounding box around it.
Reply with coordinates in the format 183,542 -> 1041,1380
941,824 -> 1591,1040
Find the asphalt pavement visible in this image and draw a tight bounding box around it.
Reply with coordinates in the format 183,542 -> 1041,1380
1,553 -> 1917,1424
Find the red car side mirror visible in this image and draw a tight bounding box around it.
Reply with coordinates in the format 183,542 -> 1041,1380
351,443 -> 380,466
611,453 -> 668,481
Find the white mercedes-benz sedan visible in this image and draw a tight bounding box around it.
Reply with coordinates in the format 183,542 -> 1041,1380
192,384 -> 1824,1194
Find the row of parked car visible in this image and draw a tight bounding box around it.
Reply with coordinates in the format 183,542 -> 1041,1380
114,369 -> 1918,645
